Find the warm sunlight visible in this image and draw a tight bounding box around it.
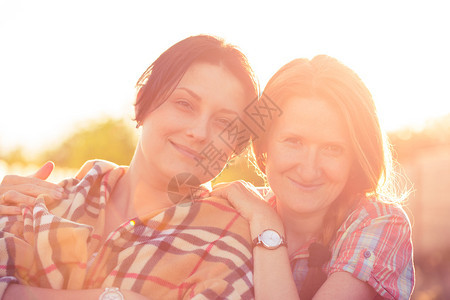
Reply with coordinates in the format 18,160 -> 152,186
1,1 -> 449,299
0,1 -> 449,155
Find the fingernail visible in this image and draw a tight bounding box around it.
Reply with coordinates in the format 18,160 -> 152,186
14,207 -> 22,214
57,187 -> 64,193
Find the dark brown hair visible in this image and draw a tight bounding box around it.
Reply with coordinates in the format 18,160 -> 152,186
134,35 -> 259,126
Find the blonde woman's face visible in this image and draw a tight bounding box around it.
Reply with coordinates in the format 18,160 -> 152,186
265,97 -> 353,219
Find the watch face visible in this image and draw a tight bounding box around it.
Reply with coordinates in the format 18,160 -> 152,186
100,288 -> 124,300
102,292 -> 122,300
260,229 -> 282,248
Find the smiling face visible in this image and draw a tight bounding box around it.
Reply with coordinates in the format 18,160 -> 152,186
137,62 -> 249,185
265,97 -> 353,219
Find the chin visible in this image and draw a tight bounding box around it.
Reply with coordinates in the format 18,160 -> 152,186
167,165 -> 215,184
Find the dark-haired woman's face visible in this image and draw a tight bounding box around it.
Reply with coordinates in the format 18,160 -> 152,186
138,62 -> 250,184
265,97 -> 353,219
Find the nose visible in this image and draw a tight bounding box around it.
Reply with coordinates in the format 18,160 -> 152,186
186,116 -> 209,142
296,148 -> 321,182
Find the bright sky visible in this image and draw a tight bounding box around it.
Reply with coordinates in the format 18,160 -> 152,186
1,0 -> 449,155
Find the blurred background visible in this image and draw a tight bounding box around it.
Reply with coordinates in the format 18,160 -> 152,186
1,1 -> 449,298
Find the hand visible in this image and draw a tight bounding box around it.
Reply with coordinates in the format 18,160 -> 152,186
211,180 -> 285,244
211,181 -> 277,223
0,161 -> 64,215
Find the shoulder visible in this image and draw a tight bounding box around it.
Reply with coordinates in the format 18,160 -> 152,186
332,196 -> 413,270
194,196 -> 252,235
51,160 -> 124,213
188,196 -> 253,251
330,197 -> 414,299
74,159 -> 119,180
58,159 -> 121,189
342,197 -> 411,231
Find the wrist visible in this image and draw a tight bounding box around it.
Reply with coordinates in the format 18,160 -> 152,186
249,212 -> 285,240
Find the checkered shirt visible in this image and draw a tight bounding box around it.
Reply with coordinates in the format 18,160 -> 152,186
282,197 -> 414,299
0,160 -> 254,299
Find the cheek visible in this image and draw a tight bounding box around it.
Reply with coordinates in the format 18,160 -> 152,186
265,148 -> 297,189
324,157 -> 352,185
140,125 -> 154,146
266,144 -> 296,170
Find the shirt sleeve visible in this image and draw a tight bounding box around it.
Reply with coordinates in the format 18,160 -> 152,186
329,204 -> 414,300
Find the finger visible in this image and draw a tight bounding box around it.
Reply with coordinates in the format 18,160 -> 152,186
30,161 -> 55,180
210,182 -> 234,197
2,175 -> 63,192
210,186 -> 228,199
210,188 -> 241,214
0,190 -> 37,206
212,181 -> 260,200
20,183 -> 65,200
210,183 -> 246,207
211,181 -> 231,189
0,205 -> 22,215
18,184 -> 64,199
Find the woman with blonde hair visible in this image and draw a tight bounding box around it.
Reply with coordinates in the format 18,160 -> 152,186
213,55 -> 414,299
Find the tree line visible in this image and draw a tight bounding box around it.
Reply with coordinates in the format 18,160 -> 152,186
1,113 -> 449,185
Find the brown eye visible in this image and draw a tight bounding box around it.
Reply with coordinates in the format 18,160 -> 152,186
285,137 -> 302,145
216,117 -> 232,128
176,99 -> 193,111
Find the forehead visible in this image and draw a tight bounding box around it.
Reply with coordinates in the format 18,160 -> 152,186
175,62 -> 250,112
274,97 -> 350,142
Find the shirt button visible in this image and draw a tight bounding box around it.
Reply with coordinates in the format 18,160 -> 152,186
364,250 -> 371,258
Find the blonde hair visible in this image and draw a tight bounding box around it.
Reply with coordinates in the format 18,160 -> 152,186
253,55 -> 408,245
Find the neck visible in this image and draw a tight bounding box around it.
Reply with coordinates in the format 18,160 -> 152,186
111,147 -> 175,220
277,205 -> 327,255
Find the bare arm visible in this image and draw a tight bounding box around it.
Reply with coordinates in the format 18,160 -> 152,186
314,272 -> 376,299
211,182 -> 299,300
250,214 -> 300,300
4,284 -> 148,300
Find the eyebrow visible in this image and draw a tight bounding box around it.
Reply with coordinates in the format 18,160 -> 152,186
176,87 -> 239,116
284,130 -> 348,145
177,87 -> 201,101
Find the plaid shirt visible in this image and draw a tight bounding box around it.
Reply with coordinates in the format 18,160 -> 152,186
0,160 -> 254,299
282,197 -> 414,299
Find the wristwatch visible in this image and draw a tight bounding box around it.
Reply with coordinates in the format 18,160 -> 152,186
252,229 -> 287,250
99,287 -> 124,300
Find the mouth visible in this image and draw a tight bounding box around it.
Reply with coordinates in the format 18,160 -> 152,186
170,141 -> 204,161
288,177 -> 323,192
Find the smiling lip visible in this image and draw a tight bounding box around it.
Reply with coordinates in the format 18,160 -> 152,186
288,177 -> 322,191
170,141 -> 204,161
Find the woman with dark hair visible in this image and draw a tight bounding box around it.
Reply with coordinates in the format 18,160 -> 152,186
212,55 -> 414,299
0,35 -> 258,299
